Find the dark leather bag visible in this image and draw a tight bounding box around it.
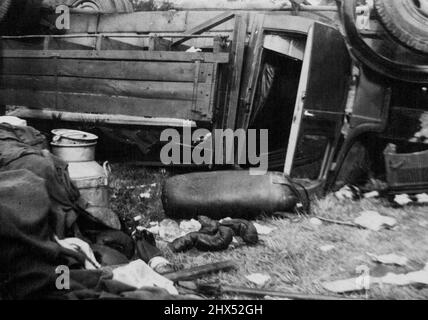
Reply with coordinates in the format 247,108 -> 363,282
162,171 -> 299,220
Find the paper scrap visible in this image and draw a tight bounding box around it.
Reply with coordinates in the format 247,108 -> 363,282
354,211 -> 397,231
254,223 -> 276,235
246,273 -> 271,286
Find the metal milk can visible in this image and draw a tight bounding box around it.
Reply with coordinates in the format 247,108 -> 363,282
51,129 -> 120,229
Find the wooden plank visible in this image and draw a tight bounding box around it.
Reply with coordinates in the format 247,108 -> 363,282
226,14 -> 247,130
63,11 -> 241,34
236,14 -> 265,130
101,37 -> 146,50
1,50 -> 230,63
262,15 -> 313,34
164,261 -> 238,282
151,0 -> 336,11
63,10 -> 332,34
263,35 -> 305,60
172,11 -> 236,47
9,107 -> 197,128
1,75 -> 213,102
149,36 -> 171,51
2,39 -> 44,50
48,38 -> 97,50
2,58 -> 211,82
0,89 -> 212,121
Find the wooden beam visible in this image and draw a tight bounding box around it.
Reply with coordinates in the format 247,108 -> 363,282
0,89 -> 212,121
2,58 -> 212,82
8,107 -> 197,128
149,0 -> 337,11
171,11 -> 236,47
1,75 -> 212,102
1,50 -> 230,63
164,261 -> 238,282
225,14 -> 247,129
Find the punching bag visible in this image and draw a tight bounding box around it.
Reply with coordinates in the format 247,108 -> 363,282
162,170 -> 301,220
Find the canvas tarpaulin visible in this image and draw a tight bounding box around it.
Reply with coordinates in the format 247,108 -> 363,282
0,124 -> 178,299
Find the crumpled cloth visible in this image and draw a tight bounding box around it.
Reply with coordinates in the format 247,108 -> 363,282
55,236 -> 101,270
0,123 -> 83,237
0,169 -> 185,300
219,219 -> 259,245
170,216 -> 258,253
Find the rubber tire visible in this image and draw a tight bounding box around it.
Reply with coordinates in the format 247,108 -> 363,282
0,0 -> 11,22
374,0 -> 428,54
67,0 -> 133,13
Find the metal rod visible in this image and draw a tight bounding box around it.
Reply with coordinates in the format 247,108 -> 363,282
220,285 -> 357,300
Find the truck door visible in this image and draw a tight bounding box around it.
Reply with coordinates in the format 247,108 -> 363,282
284,22 -> 350,184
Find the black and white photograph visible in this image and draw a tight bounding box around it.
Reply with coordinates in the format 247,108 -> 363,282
0,0 -> 428,304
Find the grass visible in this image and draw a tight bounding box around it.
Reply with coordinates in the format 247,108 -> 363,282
109,163 -> 428,300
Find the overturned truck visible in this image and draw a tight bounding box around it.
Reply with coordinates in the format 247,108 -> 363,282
1,0 -> 428,194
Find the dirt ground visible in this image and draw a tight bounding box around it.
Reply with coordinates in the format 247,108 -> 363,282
110,163 -> 428,300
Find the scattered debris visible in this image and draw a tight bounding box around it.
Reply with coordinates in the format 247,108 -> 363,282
317,216 -> 358,228
159,219 -> 184,242
418,220 -> 428,228
0,116 -> 27,126
322,277 -> 364,294
246,273 -> 271,286
394,194 -> 413,206
133,215 -> 142,222
112,259 -> 178,295
186,46 -> 202,53
335,185 -> 360,201
230,237 -> 240,248
149,256 -> 175,275
320,245 -> 335,252
324,266 -> 428,294
310,217 -> 323,226
416,193 -> 428,204
354,211 -> 397,231
367,253 -> 408,267
179,219 -> 202,234
374,270 -> 428,287
139,191 -> 152,199
363,191 -> 379,199
253,223 -> 276,235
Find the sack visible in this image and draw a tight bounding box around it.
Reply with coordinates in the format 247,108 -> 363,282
162,171 -> 299,220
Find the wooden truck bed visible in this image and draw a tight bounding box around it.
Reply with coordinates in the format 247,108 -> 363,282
0,11 -> 250,128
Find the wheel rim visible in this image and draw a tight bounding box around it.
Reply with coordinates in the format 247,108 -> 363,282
75,1 -> 99,12
413,0 -> 428,17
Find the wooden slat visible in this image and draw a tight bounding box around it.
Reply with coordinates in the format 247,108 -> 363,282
2,39 -> 44,50
9,107 -> 197,128
236,14 -> 265,130
2,58 -> 211,82
1,75 -> 212,102
0,89 -> 212,121
172,11 -> 236,47
67,11 -> 246,34
1,50 -> 230,63
101,37 -> 146,50
226,14 -> 247,129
